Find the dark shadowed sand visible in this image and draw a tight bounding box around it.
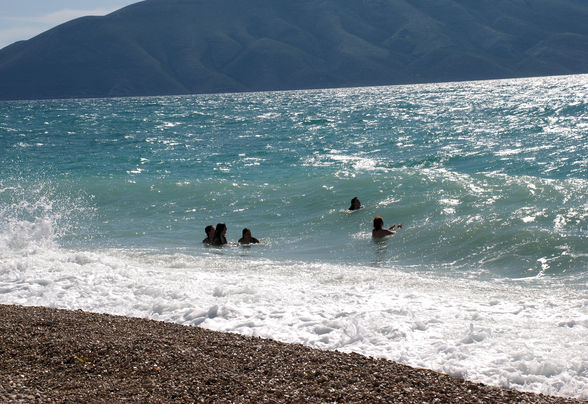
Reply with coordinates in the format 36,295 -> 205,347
0,304 -> 582,403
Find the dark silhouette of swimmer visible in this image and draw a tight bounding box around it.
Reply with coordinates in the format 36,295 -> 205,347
212,222 -> 228,245
238,228 -> 260,244
349,197 -> 362,211
203,225 -> 215,244
372,216 -> 402,238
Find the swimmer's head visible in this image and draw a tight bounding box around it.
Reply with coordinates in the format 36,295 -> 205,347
216,222 -> 227,235
373,216 -> 384,230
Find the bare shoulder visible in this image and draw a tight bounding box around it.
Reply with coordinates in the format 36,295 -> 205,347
372,229 -> 395,238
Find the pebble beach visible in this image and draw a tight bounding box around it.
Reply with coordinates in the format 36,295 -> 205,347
0,304 -> 582,403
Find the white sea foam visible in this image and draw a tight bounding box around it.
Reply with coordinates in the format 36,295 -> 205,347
0,239 -> 586,399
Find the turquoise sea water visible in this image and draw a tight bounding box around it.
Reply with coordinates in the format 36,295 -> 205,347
1,75 -> 587,398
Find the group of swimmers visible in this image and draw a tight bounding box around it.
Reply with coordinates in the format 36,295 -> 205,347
349,197 -> 403,238
203,197 -> 402,246
203,223 -> 259,246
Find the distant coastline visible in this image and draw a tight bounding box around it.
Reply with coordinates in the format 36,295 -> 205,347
1,0 -> 587,101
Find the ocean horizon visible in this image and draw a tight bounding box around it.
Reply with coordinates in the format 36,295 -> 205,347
1,74 -> 587,399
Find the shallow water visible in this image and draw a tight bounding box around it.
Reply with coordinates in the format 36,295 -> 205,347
1,74 -> 587,398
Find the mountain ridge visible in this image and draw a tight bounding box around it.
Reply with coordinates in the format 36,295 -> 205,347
1,0 -> 587,100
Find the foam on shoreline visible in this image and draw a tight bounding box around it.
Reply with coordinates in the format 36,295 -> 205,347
0,304 -> 581,403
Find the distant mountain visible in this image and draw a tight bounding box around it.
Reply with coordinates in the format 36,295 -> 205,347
1,0 -> 587,100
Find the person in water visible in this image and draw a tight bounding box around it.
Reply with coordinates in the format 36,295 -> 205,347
349,197 -> 362,211
372,216 -> 402,238
238,228 -> 260,244
212,222 -> 228,246
202,225 -> 215,244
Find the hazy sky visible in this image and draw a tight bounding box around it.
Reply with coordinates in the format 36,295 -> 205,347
0,0 -> 138,49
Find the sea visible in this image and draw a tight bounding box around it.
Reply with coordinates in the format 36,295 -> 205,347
1,74 -> 587,399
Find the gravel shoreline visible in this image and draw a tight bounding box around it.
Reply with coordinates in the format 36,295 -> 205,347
0,304 -> 582,403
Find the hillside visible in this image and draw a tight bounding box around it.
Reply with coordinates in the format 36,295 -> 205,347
0,0 -> 587,100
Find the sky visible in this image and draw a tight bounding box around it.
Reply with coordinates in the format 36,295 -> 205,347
0,0 -> 138,49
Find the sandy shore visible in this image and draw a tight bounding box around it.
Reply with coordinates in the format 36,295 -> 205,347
0,304 -> 581,403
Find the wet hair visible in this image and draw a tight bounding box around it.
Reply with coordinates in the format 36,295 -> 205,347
242,228 -> 250,237
349,197 -> 361,210
373,216 -> 384,230
205,225 -> 214,236
213,222 -> 227,245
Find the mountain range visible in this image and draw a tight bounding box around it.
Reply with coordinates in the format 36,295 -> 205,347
1,0 -> 587,100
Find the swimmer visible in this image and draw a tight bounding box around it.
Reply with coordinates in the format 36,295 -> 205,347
349,197 -> 362,211
202,225 -> 215,244
372,216 -> 402,238
212,222 -> 228,246
238,228 -> 260,244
